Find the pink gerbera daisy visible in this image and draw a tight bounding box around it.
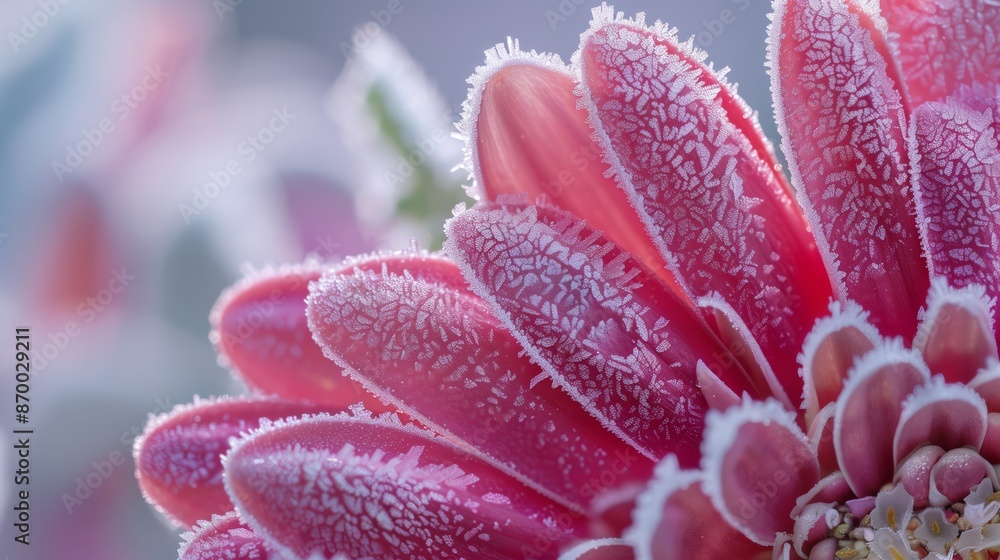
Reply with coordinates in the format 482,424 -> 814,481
134,1 -> 1000,559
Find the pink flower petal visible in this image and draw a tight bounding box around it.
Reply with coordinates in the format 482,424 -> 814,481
558,539 -> 634,560
460,42 -> 683,294
625,456 -> 767,560
306,247 -> 652,512
792,502 -> 837,558
577,7 -> 834,408
133,396 -> 333,528
911,98 -> 1000,342
914,279 -> 999,383
696,360 -> 741,412
880,0 -> 1000,105
970,361 -> 1000,412
702,400 -> 820,545
224,411 -> 588,560
800,301 -> 883,425
178,512 -> 280,560
211,262 -> 381,408
699,297 -> 792,410
807,403 -> 838,476
445,201 -> 758,467
769,0 -> 929,339
791,472 -> 853,520
928,448 -> 999,506
894,445 -> 946,510
980,412 -> 1000,463
834,341 -> 929,496
893,377 -> 988,465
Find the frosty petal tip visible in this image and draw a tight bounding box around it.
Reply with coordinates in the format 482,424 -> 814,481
458,37 -> 568,199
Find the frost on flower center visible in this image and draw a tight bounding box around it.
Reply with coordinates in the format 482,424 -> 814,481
814,479 -> 1000,560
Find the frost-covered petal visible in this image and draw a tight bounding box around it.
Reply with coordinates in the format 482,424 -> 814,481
557,539 -> 633,560
894,445 -> 946,510
981,412 -> 1000,463
914,280 -> 998,383
211,261 -> 391,407
807,403 -> 838,476
133,396 -> 333,528
892,377 -> 988,465
792,502 -> 837,559
702,399 -> 820,545
769,0 -> 929,339
911,99 -> 1000,343
225,411 -> 588,560
696,360 -> 741,412
461,42 -> 681,292
791,472 -> 852,520
880,0 -> 1000,105
928,448 -> 999,506
306,249 -> 650,512
577,7 -> 834,407
834,342 -> 929,496
970,361 -> 1000,412
178,512 -> 282,560
800,301 -> 882,425
624,456 -> 767,560
445,201 -> 757,466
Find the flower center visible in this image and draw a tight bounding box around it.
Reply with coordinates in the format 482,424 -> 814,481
818,480 -> 1000,560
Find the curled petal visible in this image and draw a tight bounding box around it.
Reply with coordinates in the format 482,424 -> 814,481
460,41 -> 681,292
625,456 -> 766,560
306,249 -> 650,511
577,6 -> 834,407
800,301 -> 882,425
769,0 -> 929,338
981,412 -> 1000,463
702,399 -> 819,545
696,360 -> 741,412
928,448 -> 999,506
892,377 -> 988,465
911,99 -> 1000,349
791,472 -> 852,520
834,341 -> 929,496
881,0 -> 1000,105
445,201 -> 756,466
914,279 -> 999,383
558,539 -> 633,560
225,411 -> 588,560
178,512 -> 280,560
894,445 -> 946,510
792,502 -> 836,558
806,403 -> 838,476
133,396 -> 333,527
970,361 -> 1000,412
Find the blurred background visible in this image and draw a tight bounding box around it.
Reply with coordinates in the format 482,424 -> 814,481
0,1 -> 773,558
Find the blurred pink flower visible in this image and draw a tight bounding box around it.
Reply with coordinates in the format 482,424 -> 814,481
135,1 -> 1000,559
